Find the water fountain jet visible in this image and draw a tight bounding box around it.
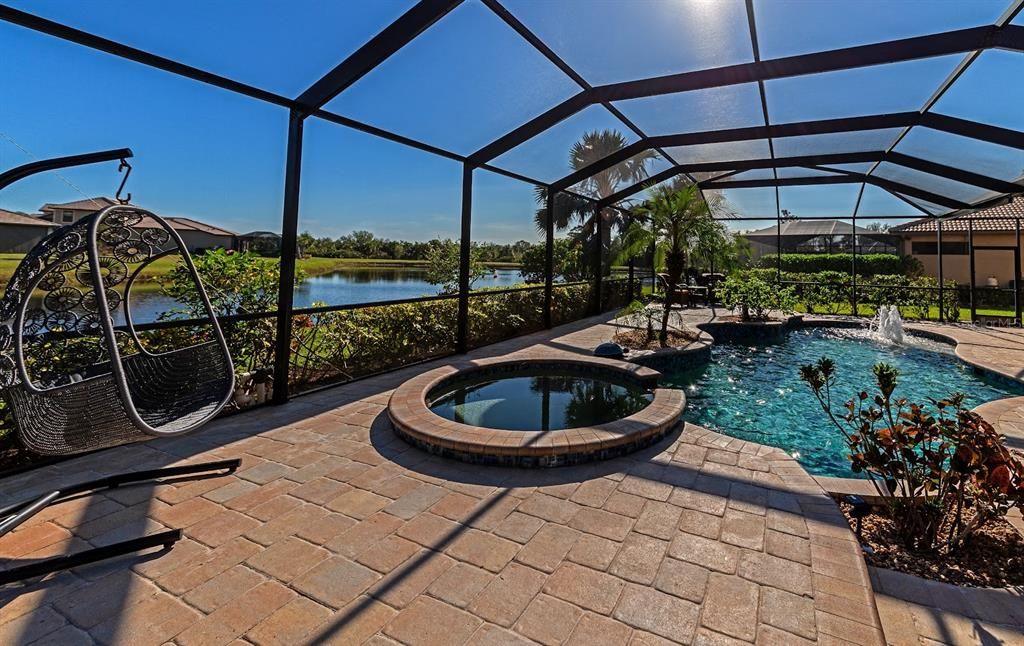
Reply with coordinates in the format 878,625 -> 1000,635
870,304 -> 904,344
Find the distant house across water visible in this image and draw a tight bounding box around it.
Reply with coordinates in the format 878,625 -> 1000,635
21,197 -> 236,253
0,208 -> 55,253
238,231 -> 282,255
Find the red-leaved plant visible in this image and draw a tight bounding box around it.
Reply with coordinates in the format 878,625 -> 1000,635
800,358 -> 1024,552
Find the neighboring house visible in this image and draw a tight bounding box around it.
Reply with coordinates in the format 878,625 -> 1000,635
37,197 -> 236,253
39,196 -> 119,225
891,196 -> 1024,288
238,231 -> 282,255
0,208 -> 55,252
742,219 -> 898,260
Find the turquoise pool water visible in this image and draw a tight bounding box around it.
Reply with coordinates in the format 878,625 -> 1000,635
661,327 -> 1023,478
428,369 -> 652,431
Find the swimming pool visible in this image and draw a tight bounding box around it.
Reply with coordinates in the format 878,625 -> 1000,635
661,327 -> 1023,478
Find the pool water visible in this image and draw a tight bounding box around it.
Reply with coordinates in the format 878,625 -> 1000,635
662,327 -> 1023,478
428,370 -> 653,431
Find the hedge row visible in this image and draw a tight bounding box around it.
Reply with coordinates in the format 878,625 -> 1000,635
756,253 -> 920,276
735,269 -> 959,319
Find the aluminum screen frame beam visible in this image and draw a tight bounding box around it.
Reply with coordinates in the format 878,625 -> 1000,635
550,112 -> 1024,192
702,174 -> 970,209
471,24 -> 1024,164
295,0 -> 463,112
595,160 -> 982,212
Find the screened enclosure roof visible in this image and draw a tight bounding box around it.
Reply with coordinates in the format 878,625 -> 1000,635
2,0 -> 1023,221
742,219 -> 883,239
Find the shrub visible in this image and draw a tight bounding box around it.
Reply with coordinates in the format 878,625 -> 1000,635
800,358 -> 1024,552
719,276 -> 797,321
758,253 -> 909,276
734,268 -> 780,285
861,274 -> 912,309
424,240 -> 489,294
519,239 -> 589,284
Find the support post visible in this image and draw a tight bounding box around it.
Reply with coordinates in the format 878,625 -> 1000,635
594,211 -> 604,315
457,163 -> 473,353
543,188 -> 554,328
775,212 -> 782,284
968,219 -> 977,322
628,258 -> 635,300
1016,218 -> 1022,325
272,109 -> 304,405
851,213 -> 858,316
937,219 -> 945,322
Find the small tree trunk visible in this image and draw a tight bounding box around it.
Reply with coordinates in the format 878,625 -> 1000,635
660,289 -> 675,346
660,252 -> 685,346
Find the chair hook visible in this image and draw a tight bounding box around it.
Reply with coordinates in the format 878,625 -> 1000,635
115,158 -> 132,205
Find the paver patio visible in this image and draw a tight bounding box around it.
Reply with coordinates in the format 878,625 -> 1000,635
3,311 -> 1023,645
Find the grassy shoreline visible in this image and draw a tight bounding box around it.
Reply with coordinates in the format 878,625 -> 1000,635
0,253 -> 522,288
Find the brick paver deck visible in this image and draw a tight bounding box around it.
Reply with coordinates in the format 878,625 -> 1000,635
12,311 -> 1020,645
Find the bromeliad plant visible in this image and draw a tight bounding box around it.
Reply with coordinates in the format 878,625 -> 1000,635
800,358 -> 1024,552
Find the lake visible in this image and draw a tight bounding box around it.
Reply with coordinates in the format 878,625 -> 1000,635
122,266 -> 526,324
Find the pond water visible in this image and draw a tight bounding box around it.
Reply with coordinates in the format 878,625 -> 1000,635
428,369 -> 653,431
661,327 -> 1023,478
119,266 -> 525,324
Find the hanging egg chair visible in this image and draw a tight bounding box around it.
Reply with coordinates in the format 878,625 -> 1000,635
0,204 -> 234,455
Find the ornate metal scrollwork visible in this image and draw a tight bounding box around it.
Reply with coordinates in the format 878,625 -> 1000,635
113,240 -> 151,264
43,286 -> 83,312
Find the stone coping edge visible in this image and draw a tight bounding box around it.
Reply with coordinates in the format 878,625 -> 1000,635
387,355 -> 685,467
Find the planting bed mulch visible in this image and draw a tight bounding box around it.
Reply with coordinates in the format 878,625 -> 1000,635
836,499 -> 1024,587
613,328 -> 701,351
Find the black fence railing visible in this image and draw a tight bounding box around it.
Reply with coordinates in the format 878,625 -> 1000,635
780,280 -> 1023,325
103,278 -> 636,403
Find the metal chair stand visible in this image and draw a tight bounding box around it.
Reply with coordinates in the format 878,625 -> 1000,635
0,458 -> 240,585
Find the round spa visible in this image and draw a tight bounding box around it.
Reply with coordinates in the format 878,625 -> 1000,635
387,357 -> 685,467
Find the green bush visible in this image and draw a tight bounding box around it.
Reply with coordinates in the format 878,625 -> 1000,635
719,276 -> 797,320
757,253 -> 910,276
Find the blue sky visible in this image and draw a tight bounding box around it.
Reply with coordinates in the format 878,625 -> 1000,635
1,0 -> 1019,242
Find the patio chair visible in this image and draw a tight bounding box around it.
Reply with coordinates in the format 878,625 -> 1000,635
0,153 -> 241,584
656,273 -> 690,308
0,203 -> 235,455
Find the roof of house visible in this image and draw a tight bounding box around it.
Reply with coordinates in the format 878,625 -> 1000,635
164,216 -> 236,237
40,197 -> 119,211
240,231 -> 280,238
38,197 -> 236,237
742,219 -> 881,238
890,196 -> 1024,234
0,208 -> 54,227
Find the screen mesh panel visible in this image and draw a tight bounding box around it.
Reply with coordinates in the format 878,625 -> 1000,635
613,83 -> 766,136
874,163 -> 999,204
326,1 -> 579,154
765,56 -> 961,123
753,0 -> 1005,59
502,0 -> 753,85
1,0 -> 419,96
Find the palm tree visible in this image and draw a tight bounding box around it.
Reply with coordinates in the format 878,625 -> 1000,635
534,130 -> 655,276
615,183 -> 732,345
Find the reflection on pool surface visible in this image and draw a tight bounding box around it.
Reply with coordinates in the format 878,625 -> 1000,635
428,370 -> 653,431
662,327 -> 1023,478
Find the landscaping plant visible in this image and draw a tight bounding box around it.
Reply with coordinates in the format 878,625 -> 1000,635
718,275 -> 797,321
800,358 -> 1024,552
616,183 -> 731,344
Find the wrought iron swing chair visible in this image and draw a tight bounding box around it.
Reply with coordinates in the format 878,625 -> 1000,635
0,149 -> 238,584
